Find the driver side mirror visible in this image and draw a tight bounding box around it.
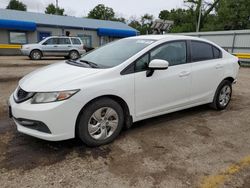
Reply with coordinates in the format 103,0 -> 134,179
146,59 -> 169,77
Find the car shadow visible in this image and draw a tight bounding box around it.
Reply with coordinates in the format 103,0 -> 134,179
130,104 -> 213,130
0,104 -> 216,171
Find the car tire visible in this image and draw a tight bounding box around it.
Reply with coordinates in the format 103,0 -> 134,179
210,80 -> 232,110
30,50 -> 42,60
69,50 -> 79,60
77,98 -> 124,147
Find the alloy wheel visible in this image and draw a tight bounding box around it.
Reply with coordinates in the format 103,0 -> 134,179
88,107 -> 119,140
219,85 -> 231,107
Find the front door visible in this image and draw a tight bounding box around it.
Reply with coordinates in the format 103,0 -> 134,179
134,41 -> 192,119
41,37 -> 59,56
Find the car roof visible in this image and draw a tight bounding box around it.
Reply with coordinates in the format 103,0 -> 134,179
48,36 -> 80,38
130,34 -> 209,42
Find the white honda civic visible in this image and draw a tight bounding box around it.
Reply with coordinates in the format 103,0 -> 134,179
9,35 -> 239,146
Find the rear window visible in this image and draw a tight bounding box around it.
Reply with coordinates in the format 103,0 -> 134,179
191,41 -> 214,62
213,46 -> 222,59
71,38 -> 81,45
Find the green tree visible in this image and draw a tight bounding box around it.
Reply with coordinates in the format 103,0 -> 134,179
159,9 -> 196,32
6,0 -> 26,11
88,4 -> 115,20
216,0 -> 250,30
159,0 -> 221,32
128,14 -> 154,34
140,14 -> 154,34
45,3 -> 64,15
185,0 -> 220,31
128,18 -> 142,32
111,17 -> 127,23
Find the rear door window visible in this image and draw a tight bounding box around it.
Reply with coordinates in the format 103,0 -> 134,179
191,41 -> 214,62
58,38 -> 71,45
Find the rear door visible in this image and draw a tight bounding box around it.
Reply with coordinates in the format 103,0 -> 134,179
189,40 -> 224,103
57,37 -> 72,56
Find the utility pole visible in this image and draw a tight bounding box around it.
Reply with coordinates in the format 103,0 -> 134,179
196,0 -> 203,32
55,0 -> 58,15
55,0 -> 60,36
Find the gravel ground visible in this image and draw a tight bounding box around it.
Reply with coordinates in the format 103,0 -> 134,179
0,56 -> 61,81
0,56 -> 63,66
0,57 -> 250,188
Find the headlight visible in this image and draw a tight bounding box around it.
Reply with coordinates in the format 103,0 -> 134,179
31,90 -> 79,104
22,46 -> 29,49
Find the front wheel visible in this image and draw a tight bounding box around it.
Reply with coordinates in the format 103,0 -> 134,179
211,80 -> 232,110
30,50 -> 42,60
69,50 -> 79,60
77,98 -> 124,147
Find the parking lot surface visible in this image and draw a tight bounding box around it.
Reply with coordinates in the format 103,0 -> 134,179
0,57 -> 250,188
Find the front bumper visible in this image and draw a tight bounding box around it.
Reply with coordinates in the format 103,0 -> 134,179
9,94 -> 83,141
20,49 -> 31,56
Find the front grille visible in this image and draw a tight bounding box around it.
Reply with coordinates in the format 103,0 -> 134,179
14,87 -> 34,103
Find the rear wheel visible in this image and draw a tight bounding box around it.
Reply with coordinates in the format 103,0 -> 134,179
77,98 -> 124,147
211,80 -> 232,110
30,50 -> 42,60
69,50 -> 79,60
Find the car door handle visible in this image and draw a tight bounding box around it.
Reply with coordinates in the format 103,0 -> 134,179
216,64 -> 223,69
179,71 -> 190,77
53,45 -> 58,47
68,45 -> 72,47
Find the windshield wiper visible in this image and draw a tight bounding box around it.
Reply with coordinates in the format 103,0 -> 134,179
66,59 -> 80,64
79,60 -> 99,68
66,59 -> 99,68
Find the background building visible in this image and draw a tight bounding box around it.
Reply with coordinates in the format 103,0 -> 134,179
0,9 -> 138,55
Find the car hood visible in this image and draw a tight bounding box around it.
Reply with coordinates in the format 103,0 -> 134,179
19,62 -> 103,91
22,43 -> 40,48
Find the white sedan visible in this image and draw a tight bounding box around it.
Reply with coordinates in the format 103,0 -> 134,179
9,35 -> 239,146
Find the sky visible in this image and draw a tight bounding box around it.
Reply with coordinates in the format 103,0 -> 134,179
0,0 -> 185,19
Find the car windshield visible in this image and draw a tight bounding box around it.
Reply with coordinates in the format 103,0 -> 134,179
79,38 -> 155,68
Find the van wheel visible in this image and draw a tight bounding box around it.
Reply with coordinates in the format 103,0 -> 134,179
69,50 -> 79,60
30,50 -> 42,60
210,80 -> 232,110
77,98 -> 124,147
